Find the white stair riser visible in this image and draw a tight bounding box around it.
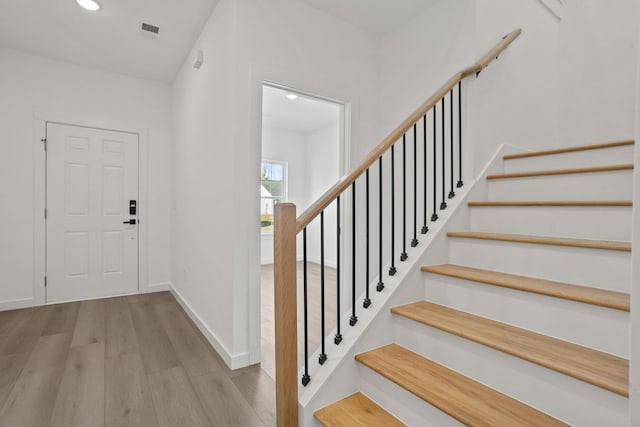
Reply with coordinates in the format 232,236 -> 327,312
357,363 -> 464,427
469,205 -> 632,241
423,274 -> 629,357
448,238 -> 631,291
487,170 -> 633,201
394,318 -> 628,427
503,145 -> 635,173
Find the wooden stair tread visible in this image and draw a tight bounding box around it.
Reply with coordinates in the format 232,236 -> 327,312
486,164 -> 633,180
314,392 -> 407,427
504,140 -> 634,160
447,231 -> 631,252
391,301 -> 629,396
355,344 -> 569,427
468,200 -> 632,207
421,264 -> 630,311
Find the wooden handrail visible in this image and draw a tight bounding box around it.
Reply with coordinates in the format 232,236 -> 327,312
296,28 -> 522,233
275,29 -> 522,426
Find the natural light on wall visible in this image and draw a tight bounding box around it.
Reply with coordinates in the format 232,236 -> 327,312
76,0 -> 101,12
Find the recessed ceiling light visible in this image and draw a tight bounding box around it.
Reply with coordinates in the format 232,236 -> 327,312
76,0 -> 101,11
286,94 -> 297,100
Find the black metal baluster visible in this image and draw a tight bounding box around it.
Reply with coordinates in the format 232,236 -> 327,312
377,157 -> 384,291
422,115 -> 428,234
301,228 -> 310,386
457,81 -> 464,188
449,88 -> 455,199
431,106 -> 438,222
400,135 -> 408,262
334,196 -> 343,345
389,145 -> 397,275
364,169 -> 371,308
440,98 -> 447,210
411,124 -> 418,247
350,182 -> 358,326
319,211 -> 327,365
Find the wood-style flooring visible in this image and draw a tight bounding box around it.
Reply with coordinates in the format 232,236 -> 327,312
261,263 -> 337,380
0,292 -> 275,427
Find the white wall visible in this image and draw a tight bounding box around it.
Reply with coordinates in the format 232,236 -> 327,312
379,0 -> 638,178
304,123 -> 341,207
472,0 -> 637,174
468,0 -> 560,176
0,47 -> 172,309
171,0 -> 239,366
379,0 -> 476,137
557,0 -> 638,145
305,123 -> 340,267
171,0 -> 380,367
379,0 -> 560,178
260,126 -> 308,264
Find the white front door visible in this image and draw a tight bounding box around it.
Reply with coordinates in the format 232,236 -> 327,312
46,123 -> 139,303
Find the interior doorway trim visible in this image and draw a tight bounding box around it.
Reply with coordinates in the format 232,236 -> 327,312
255,82 -> 351,367
33,114 -> 153,307
261,80 -> 351,285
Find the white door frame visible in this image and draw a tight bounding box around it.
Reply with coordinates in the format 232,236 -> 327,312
256,81 -> 352,364
261,81 -> 352,269
33,114 -> 151,306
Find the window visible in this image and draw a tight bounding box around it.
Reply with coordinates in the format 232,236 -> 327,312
260,160 -> 287,233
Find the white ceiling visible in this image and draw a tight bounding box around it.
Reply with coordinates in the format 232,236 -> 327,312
0,0 -> 219,83
298,0 -> 438,36
262,85 -> 341,134
0,0 -> 437,84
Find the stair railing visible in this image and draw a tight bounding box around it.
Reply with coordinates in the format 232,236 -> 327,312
273,28 -> 522,426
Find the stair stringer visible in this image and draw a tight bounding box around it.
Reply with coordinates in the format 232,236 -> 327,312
299,144 -> 524,427
629,132 -> 640,425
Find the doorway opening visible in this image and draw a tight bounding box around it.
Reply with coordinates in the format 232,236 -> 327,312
260,83 -> 348,379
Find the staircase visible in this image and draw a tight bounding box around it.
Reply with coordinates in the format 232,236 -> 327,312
314,140 -> 634,426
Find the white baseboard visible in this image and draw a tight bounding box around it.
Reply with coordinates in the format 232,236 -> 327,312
169,284 -> 250,370
0,297 -> 36,311
43,284 -> 172,306
261,257 -> 337,268
0,283 -> 172,312
307,256 -> 338,269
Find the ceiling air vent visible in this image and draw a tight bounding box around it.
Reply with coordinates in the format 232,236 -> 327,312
140,22 -> 160,38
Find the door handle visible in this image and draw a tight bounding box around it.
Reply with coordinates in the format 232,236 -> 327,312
123,219 -> 137,225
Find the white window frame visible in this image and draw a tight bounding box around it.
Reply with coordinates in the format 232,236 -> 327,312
260,159 -> 288,235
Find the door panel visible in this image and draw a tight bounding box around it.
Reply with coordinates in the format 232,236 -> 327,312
47,123 -> 139,303
65,163 -> 90,215
102,166 -> 124,215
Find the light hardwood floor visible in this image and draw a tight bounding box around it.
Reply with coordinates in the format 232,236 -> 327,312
0,292 -> 275,427
261,263 -> 337,381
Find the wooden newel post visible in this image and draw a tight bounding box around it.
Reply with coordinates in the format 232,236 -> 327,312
274,203 -> 299,427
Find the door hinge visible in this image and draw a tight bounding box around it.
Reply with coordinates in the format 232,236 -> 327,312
41,138 -> 47,151
44,208 -> 48,219
44,276 -> 47,287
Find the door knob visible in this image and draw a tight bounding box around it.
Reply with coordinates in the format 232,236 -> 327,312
123,219 -> 137,225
